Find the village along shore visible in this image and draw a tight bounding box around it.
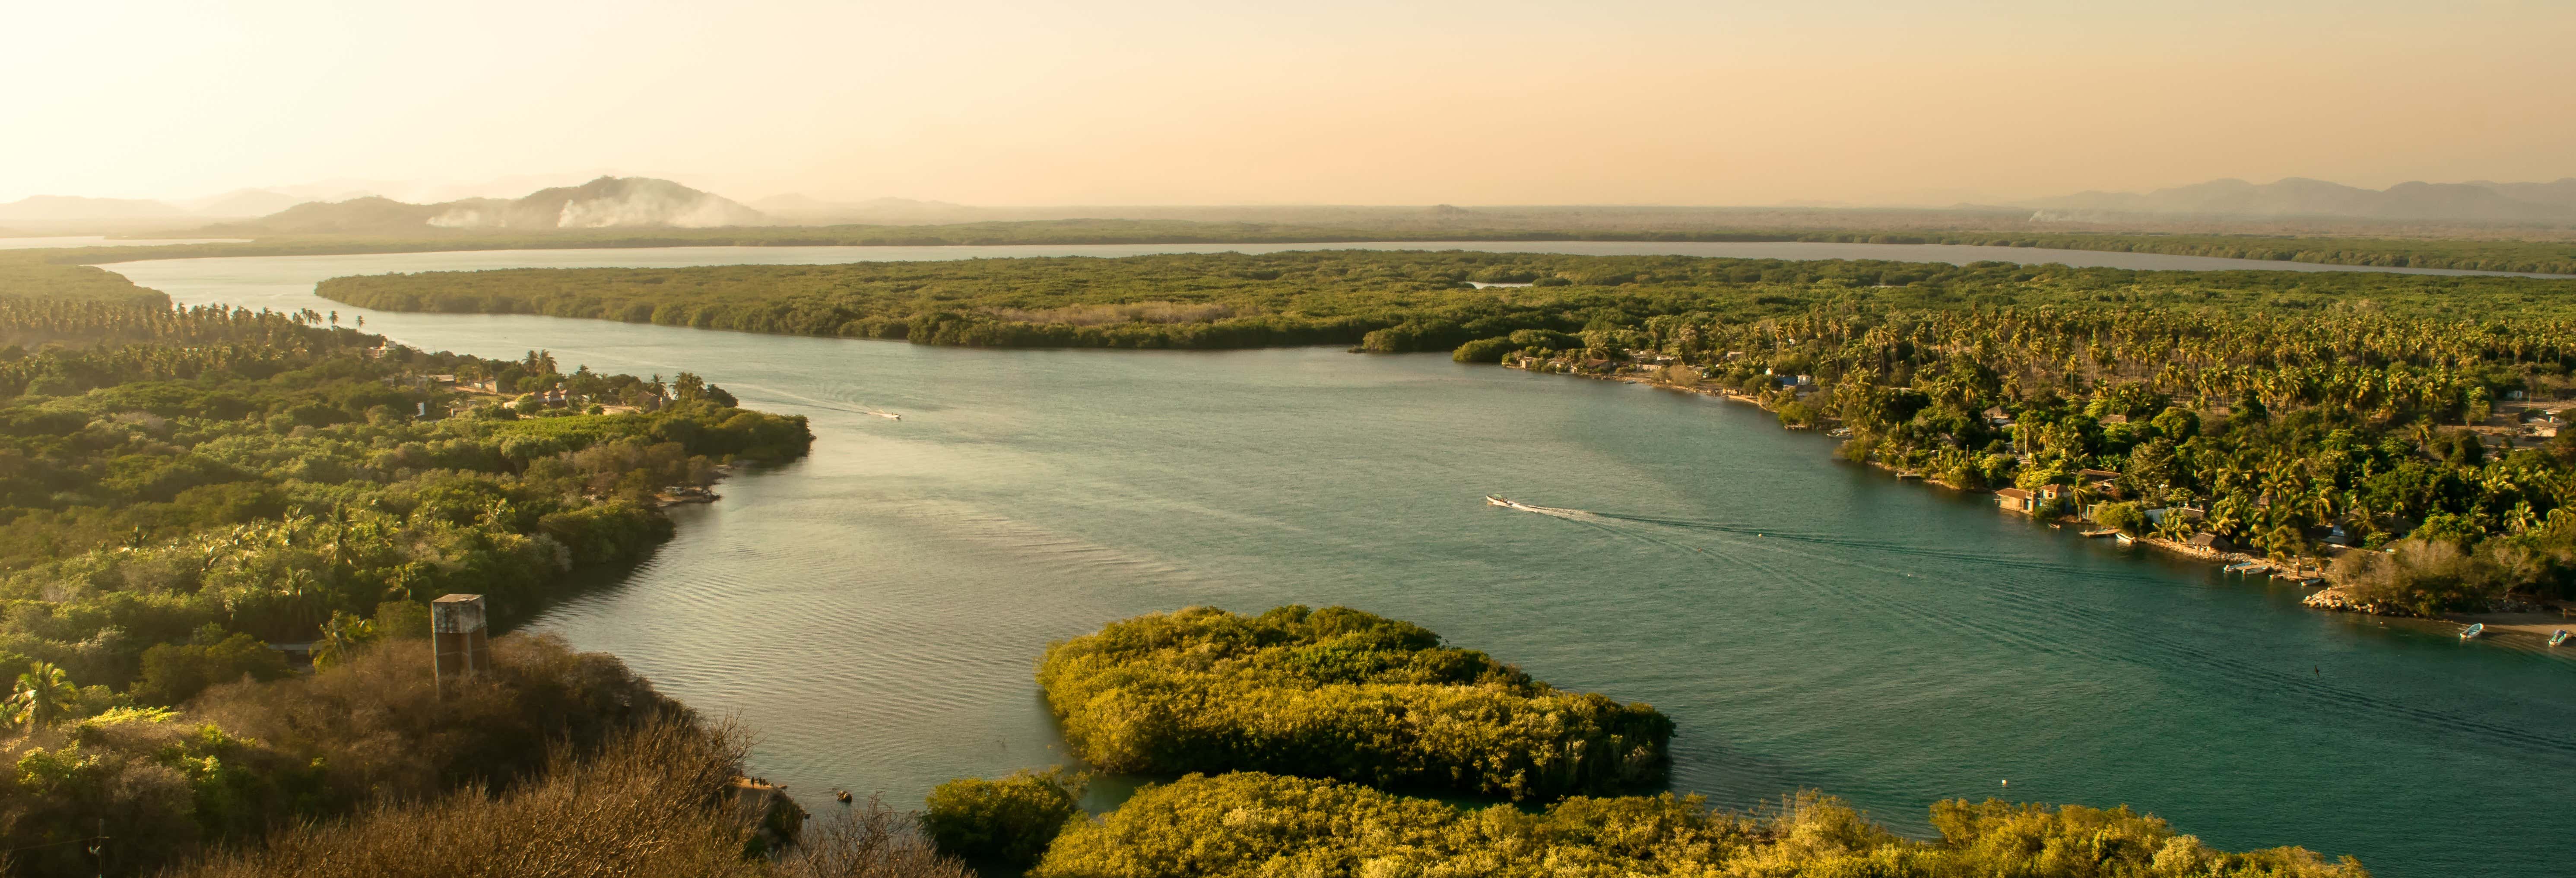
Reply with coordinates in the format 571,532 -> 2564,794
1496,350 -> 2576,650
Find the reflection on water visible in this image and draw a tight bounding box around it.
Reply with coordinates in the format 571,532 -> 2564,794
102,249 -> 2576,878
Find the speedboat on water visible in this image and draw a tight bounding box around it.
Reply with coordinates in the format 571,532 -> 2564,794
2460,623 -> 2484,641
1486,495 -> 1513,507
2551,629 -> 2569,647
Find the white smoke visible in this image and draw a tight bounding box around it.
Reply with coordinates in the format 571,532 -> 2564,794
556,190 -> 754,228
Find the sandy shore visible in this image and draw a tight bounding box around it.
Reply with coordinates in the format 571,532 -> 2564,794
2443,609 -> 2576,641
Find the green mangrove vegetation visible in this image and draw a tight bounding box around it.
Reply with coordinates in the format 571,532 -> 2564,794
0,294 -> 809,723
1027,771 -> 2367,878
1037,605 -> 1672,801
920,769 -> 1085,868
322,249 -> 2576,613
311,250 -> 2576,353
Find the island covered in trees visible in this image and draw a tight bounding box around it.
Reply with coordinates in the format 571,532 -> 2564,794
922,605 -> 2366,877
320,249 -> 2576,618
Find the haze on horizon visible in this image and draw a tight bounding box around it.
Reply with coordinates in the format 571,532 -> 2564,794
7,0 -> 2573,208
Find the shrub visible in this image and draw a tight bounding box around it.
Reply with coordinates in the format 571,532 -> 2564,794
0,633 -> 685,876
133,633 -> 290,706
2094,501 -> 2147,535
1037,605 -> 1670,800
920,768 -> 1084,867
170,717 -> 761,878
1032,771 -> 2368,878
1450,337 -> 1516,364
774,799 -> 974,878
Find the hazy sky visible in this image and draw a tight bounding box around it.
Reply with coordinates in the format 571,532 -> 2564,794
7,0 -> 2573,206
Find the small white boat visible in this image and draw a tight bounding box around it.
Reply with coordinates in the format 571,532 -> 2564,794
2114,533 -> 2135,545
2550,629 -> 2569,647
1485,495 -> 1513,507
2460,623 -> 2485,641
871,411 -> 901,420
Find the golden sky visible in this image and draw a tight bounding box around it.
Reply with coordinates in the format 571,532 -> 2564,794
7,0 -> 2573,206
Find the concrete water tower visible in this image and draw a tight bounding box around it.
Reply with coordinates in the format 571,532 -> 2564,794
431,594 -> 492,685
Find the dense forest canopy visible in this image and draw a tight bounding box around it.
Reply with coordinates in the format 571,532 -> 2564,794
0,295 -> 809,738
1038,605 -> 1671,801
314,250 -> 2576,352
1030,771 -> 2367,878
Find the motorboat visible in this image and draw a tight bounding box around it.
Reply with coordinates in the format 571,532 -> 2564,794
2550,629 -> 2569,647
1485,495 -> 1513,507
2460,623 -> 2485,641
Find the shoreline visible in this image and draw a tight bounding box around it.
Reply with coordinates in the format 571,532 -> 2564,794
1507,359 -> 2576,641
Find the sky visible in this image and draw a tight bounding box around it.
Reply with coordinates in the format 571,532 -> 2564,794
5,0 -> 2573,206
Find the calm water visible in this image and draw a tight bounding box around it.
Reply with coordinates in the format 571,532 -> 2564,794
108,248 -> 2576,877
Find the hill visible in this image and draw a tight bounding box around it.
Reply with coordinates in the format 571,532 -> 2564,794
201,176 -> 770,235
2026,177 -> 2576,222
180,188 -> 311,216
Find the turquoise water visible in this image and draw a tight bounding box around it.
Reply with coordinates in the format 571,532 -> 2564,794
107,247 -> 2576,877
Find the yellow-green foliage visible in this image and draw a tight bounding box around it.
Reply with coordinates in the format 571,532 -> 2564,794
921,768 -> 1085,867
1032,771 -> 2368,878
1037,606 -> 1672,801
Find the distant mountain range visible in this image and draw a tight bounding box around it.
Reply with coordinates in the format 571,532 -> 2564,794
2021,178 -> 2576,222
200,177 -> 769,235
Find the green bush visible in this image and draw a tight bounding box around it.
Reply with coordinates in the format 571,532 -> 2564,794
133,633 -> 290,706
2095,501 -> 2147,535
920,768 -> 1084,867
1032,771 -> 2368,878
1037,605 -> 1670,801
1451,336 -> 1516,363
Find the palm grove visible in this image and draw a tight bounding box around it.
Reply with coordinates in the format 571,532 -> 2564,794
323,250 -> 2576,615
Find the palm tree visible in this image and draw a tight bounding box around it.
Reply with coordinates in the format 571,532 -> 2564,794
313,612 -> 377,670
11,662 -> 76,729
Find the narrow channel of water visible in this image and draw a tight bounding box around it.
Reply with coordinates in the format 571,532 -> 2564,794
103,247 -> 2576,878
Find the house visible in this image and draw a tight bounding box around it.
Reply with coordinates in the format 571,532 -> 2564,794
1982,406 -> 2013,427
2037,483 -> 2072,506
2187,532 -> 2233,552
1995,488 -> 2037,513
2099,414 -> 2129,425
